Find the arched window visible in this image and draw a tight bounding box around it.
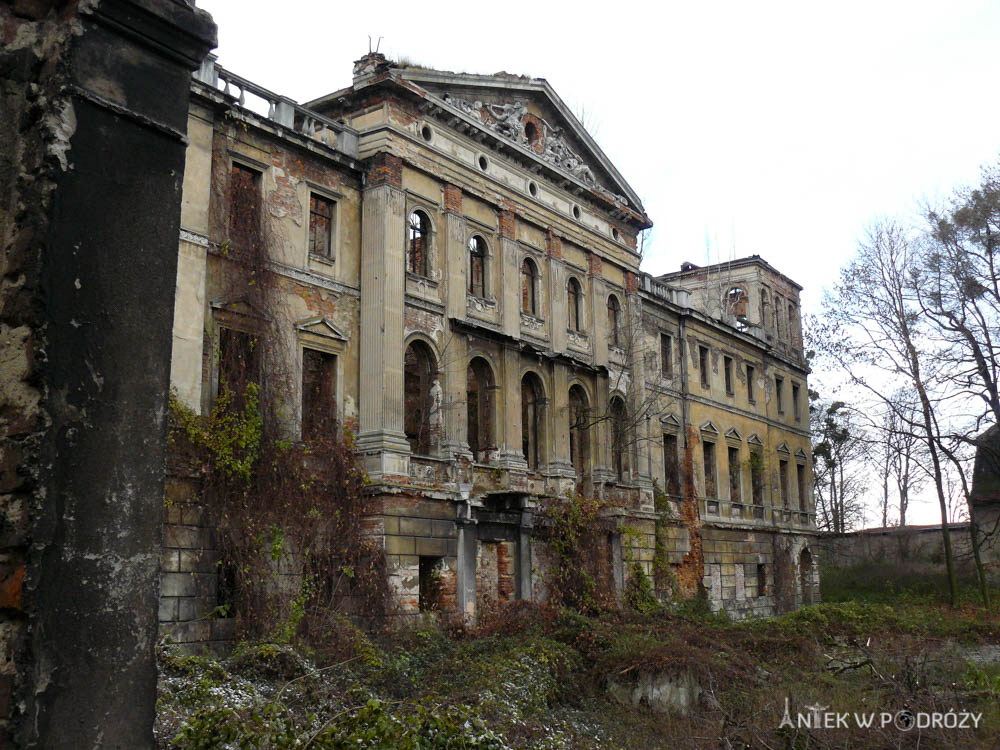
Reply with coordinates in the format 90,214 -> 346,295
725,286 -> 748,318
607,294 -> 621,347
468,235 -> 486,297
568,385 -> 590,477
521,258 -> 538,315
408,210 -> 430,277
610,396 -> 628,481
760,290 -> 769,329
567,277 -> 582,331
521,373 -> 545,470
799,548 -> 814,605
404,341 -> 438,455
467,357 -> 495,461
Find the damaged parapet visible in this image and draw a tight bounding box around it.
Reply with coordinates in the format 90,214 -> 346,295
195,55 -> 360,158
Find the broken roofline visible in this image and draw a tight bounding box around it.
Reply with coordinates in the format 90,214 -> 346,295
305,54 -> 652,229
659,254 -> 804,292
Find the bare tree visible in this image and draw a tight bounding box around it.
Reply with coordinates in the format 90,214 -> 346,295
811,220 -> 960,605
810,395 -> 869,533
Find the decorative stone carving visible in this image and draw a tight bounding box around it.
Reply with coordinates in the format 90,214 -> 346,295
441,93 -> 629,207
567,329 -> 589,349
520,313 -> 544,330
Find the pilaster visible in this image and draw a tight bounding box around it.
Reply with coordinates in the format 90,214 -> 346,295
357,155 -> 410,477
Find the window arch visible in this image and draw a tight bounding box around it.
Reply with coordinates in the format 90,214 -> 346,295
521,257 -> 538,315
404,340 -> 438,455
607,294 -> 621,347
408,210 -> 430,277
468,235 -> 487,297
610,396 -> 628,481
568,277 -> 582,331
467,357 -> 495,461
568,385 -> 590,477
725,286 -> 748,318
521,372 -> 545,470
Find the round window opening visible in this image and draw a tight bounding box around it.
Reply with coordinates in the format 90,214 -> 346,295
421,124 -> 433,142
572,205 -> 582,220
478,154 -> 489,171
528,181 -> 538,197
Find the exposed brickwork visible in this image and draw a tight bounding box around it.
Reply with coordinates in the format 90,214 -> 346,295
365,152 -> 402,189
443,183 -> 463,213
545,229 -> 562,259
499,208 -> 515,240
587,251 -> 603,277
625,271 -> 638,295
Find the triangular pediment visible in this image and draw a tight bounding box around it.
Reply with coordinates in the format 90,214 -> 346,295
725,427 -> 743,443
296,316 -> 348,342
210,296 -> 269,322
795,447 -> 809,460
776,441 -> 791,455
659,413 -> 680,431
747,433 -> 764,447
699,420 -> 719,435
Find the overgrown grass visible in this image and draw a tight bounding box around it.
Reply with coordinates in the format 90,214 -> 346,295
159,572 -> 1000,749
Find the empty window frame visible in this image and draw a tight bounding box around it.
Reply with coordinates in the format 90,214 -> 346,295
466,357 -> 495,460
569,385 -> 590,477
521,258 -> 539,315
607,295 -> 621,347
750,450 -> 764,505
468,235 -> 487,297
309,193 -> 335,259
797,462 -> 808,511
792,382 -> 801,421
702,440 -> 717,498
408,210 -> 430,276
757,563 -> 767,597
724,355 -> 733,394
611,396 -> 628,481
229,163 -> 261,245
779,459 -> 790,507
301,348 -> 337,440
728,445 -> 741,502
699,345 -> 710,388
218,327 -> 259,403
418,557 -> 443,612
775,376 -> 784,413
568,277 -> 582,331
663,433 -> 680,496
660,333 -> 672,377
746,364 -> 756,403
404,341 -> 437,455
521,373 -> 544,470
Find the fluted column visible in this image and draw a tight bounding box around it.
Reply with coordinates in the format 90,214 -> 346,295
357,154 -> 410,477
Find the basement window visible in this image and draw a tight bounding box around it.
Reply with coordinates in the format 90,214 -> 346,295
418,557 -> 443,612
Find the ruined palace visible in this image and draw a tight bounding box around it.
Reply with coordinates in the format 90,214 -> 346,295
160,53 -> 817,648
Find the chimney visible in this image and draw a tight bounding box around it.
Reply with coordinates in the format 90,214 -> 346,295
353,52 -> 391,87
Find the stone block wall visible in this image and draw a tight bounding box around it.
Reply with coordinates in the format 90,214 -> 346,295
159,472 -> 234,654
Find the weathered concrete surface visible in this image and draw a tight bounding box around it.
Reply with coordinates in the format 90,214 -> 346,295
608,669 -> 702,715
0,1 -> 215,747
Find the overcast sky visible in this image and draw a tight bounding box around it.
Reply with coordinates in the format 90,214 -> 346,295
197,0 -> 1000,525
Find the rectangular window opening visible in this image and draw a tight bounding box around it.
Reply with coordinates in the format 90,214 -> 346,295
779,459 -> 789,507
703,441 -> 717,499
419,556 -> 443,612
663,433 -> 680,496
792,383 -> 801,421
797,463 -> 807,511
724,356 -> 733,394
747,364 -> 756,403
728,446 -> 740,503
699,345 -> 709,388
229,163 -> 261,246
660,334 -> 672,377
302,348 -> 337,440
309,193 -> 335,259
757,563 -> 767,597
775,376 -> 784,413
750,451 -> 763,505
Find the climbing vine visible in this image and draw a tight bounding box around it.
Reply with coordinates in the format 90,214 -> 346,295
537,494 -> 617,613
